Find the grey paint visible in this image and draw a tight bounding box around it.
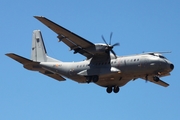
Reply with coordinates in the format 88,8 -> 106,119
5,17 -> 174,93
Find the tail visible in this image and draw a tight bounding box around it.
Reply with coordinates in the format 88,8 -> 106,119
6,30 -> 65,81
31,30 -> 59,62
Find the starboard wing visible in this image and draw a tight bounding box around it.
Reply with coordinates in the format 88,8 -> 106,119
34,16 -> 95,59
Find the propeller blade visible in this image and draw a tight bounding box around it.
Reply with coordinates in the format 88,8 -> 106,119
109,32 -> 113,45
111,49 -> 117,58
112,43 -> 120,47
101,35 -> 108,45
101,33 -> 120,59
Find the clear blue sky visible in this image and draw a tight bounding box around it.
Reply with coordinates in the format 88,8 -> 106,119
1,0 -> 179,120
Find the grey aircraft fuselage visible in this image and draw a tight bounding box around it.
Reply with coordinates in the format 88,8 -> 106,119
6,16 -> 174,94
39,53 -> 173,88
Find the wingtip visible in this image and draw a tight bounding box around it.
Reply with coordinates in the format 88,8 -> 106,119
34,16 -> 45,19
5,53 -> 13,56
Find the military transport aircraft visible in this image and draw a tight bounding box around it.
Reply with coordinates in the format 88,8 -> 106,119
6,16 -> 174,93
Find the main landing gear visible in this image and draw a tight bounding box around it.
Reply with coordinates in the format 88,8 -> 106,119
106,86 -> 120,93
86,75 -> 99,83
145,75 -> 160,82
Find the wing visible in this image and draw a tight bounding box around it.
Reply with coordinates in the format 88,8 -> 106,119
141,76 -> 169,87
34,16 -> 95,59
6,53 -> 66,81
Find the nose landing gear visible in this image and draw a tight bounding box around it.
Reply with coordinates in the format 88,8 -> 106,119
153,76 -> 160,82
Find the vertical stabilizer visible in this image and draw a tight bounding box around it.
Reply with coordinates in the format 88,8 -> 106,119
31,30 -> 59,62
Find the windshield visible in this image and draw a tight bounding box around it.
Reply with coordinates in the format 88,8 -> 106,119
148,53 -> 167,59
159,55 -> 167,59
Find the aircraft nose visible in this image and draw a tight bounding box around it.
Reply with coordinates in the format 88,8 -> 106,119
170,64 -> 174,70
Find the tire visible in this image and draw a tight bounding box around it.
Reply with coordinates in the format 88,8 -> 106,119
92,75 -> 99,83
86,76 -> 92,83
106,87 -> 112,93
153,76 -> 159,82
113,86 -> 120,93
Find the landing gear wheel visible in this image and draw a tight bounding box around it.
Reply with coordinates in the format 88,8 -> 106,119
92,75 -> 99,83
106,87 -> 112,93
113,86 -> 120,93
86,76 -> 92,83
153,76 -> 160,82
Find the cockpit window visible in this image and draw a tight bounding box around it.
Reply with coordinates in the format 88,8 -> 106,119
159,55 -> 167,59
148,53 -> 167,59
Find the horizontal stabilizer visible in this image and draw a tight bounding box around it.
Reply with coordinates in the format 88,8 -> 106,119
6,53 -> 40,71
6,53 -> 65,81
6,53 -> 33,64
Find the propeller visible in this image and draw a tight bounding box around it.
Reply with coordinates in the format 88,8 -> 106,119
101,32 -> 120,58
